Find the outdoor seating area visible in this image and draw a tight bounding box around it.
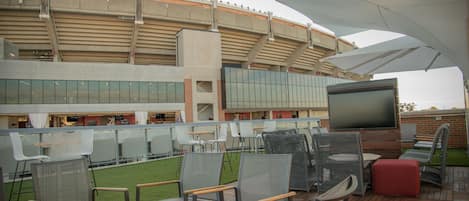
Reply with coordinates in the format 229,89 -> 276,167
0,119 -> 468,201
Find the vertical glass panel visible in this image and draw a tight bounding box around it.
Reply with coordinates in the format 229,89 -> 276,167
88,81 -> 99,104
19,80 -> 31,104
167,82 -> 176,103
6,80 -> 19,104
31,80 -> 43,104
175,82 -> 184,103
119,81 -> 130,103
138,82 -> 149,103
109,81 -> 119,104
148,82 -> 158,103
77,80 -> 88,104
99,81 -> 110,103
66,80 -> 77,104
55,80 -> 66,104
0,80 -> 5,104
129,81 -> 139,103
43,80 -> 55,104
157,82 -> 167,103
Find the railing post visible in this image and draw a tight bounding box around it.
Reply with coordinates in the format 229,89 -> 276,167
143,128 -> 148,161
169,127 -> 174,156
115,129 -> 120,165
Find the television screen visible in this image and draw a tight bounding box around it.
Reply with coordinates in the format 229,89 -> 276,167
328,89 -> 397,129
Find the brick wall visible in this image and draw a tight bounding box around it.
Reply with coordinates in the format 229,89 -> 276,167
320,109 -> 468,149
401,109 -> 467,148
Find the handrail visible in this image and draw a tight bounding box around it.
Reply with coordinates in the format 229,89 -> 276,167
0,117 -> 320,135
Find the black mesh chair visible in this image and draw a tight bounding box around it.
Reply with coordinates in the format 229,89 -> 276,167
262,130 -> 316,192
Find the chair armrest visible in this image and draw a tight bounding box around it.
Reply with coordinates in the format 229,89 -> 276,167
183,185 -> 228,195
92,187 -> 129,201
93,187 -> 128,192
136,180 -> 180,188
136,180 -> 180,201
192,185 -> 236,195
258,191 -> 296,201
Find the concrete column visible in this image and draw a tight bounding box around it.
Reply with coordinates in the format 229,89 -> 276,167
184,79 -> 193,122
0,116 -> 9,129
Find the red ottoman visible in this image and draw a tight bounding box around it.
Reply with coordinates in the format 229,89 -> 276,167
372,159 -> 420,197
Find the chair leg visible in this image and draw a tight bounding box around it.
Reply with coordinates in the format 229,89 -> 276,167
88,156 -> 98,191
16,161 -> 27,201
8,161 -> 20,201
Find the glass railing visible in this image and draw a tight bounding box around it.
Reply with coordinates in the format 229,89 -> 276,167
0,118 -> 319,180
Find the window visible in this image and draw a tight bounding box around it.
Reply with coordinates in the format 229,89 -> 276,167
197,103 -> 214,121
196,81 -> 212,92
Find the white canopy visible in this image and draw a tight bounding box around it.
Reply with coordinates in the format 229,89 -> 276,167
277,0 -> 468,78
322,36 -> 455,75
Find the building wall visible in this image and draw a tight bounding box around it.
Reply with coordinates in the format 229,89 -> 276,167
178,29 -> 222,122
320,109 -> 468,149
401,109 -> 467,148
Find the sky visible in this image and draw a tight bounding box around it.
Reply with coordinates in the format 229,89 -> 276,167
222,0 -> 466,110
342,30 -> 465,110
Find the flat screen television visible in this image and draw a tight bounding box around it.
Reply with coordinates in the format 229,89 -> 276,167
327,79 -> 398,130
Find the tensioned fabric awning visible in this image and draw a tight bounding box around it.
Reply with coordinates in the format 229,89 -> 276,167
321,36 -> 455,75
277,0 -> 468,78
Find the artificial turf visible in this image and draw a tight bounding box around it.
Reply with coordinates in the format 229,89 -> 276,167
4,152 -> 240,201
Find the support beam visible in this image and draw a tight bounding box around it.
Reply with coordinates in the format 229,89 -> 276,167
285,43 -> 308,68
135,0 -> 144,25
242,35 -> 268,68
210,0 -> 218,31
267,12 -> 274,41
42,12 -> 61,62
312,51 -> 335,73
129,23 -> 140,64
307,23 -> 314,49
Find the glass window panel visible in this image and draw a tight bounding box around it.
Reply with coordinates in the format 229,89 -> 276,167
225,83 -> 231,106
129,81 -> 139,103
0,80 -> 5,104
249,83 -> 255,108
43,80 -> 55,104
99,81 -> 110,103
119,81 -> 129,103
139,82 -> 149,103
148,82 -> 158,103
175,82 -> 184,103
6,80 -> 19,104
88,81 -> 99,104
157,82 -> 167,103
19,80 -> 31,104
109,81 -> 119,104
66,80 -> 77,104
77,80 -> 88,104
31,80 -> 43,104
55,80 -> 66,104
167,82 -> 176,103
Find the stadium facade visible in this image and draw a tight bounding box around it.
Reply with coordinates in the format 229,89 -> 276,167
0,0 -> 370,128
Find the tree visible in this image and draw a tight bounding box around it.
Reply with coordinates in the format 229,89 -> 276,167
429,106 -> 439,110
399,102 -> 416,112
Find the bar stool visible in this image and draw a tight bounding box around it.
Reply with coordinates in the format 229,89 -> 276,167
9,132 -> 49,201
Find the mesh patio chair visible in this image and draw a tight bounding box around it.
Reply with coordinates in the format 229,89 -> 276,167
312,133 -> 366,196
31,158 -> 129,201
262,131 -> 316,192
400,123 -> 450,186
136,152 -> 224,201
399,123 -> 449,164
190,153 -> 296,201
